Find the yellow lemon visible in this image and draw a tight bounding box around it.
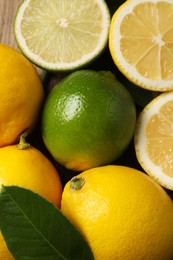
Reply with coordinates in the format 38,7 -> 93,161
0,143 -> 62,259
0,44 -> 44,147
109,0 -> 173,91
0,235 -> 13,260
134,91 -> 173,190
61,165 -> 173,260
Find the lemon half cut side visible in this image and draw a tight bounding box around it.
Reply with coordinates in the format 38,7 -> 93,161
14,0 -> 110,71
109,0 -> 173,91
134,91 -> 173,190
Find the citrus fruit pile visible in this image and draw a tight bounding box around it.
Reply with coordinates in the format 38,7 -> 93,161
0,0 -> 173,259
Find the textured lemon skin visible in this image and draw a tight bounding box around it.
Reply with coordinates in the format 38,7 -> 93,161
0,144 -> 62,259
0,44 -> 44,147
61,165 -> 173,260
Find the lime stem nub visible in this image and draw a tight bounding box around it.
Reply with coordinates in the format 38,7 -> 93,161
70,176 -> 85,191
17,132 -> 30,150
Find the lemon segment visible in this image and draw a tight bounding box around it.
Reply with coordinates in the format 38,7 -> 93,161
14,0 -> 110,71
109,0 -> 173,91
134,91 -> 173,189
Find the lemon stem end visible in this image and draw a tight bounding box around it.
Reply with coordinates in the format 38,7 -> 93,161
70,177 -> 85,191
18,132 -> 30,150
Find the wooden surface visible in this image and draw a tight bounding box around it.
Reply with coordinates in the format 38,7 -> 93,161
0,0 -> 23,48
0,0 -> 43,75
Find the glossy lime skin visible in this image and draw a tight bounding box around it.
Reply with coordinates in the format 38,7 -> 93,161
41,70 -> 136,171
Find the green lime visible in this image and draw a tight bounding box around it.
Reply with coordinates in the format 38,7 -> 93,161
41,70 -> 136,171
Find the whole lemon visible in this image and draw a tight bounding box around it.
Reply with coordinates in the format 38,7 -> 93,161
0,144 -> 62,259
41,70 -> 136,171
0,44 -> 44,147
61,165 -> 173,260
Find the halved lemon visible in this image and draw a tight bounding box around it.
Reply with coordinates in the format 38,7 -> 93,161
134,91 -> 173,190
14,0 -> 110,71
109,0 -> 173,91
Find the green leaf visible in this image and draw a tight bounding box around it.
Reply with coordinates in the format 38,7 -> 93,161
0,185 -> 94,260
